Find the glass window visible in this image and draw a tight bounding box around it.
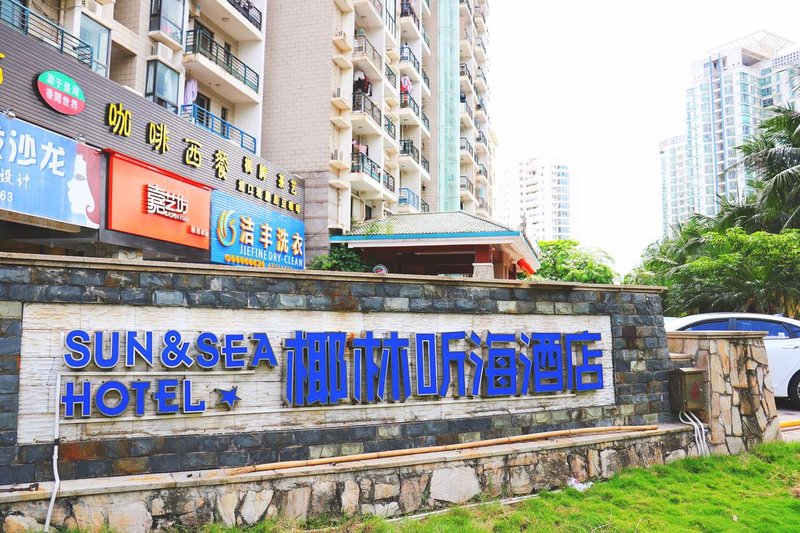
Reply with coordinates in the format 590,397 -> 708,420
145,60 -> 179,113
683,320 -> 730,332
735,319 -> 791,338
150,0 -> 185,44
79,14 -> 109,77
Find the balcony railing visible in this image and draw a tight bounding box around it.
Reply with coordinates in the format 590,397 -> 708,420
399,187 -> 420,210
352,152 -> 382,183
401,92 -> 420,117
460,176 -> 474,195
421,155 -> 430,173
383,171 -> 396,193
476,36 -> 487,56
1,0 -> 94,71
422,111 -> 430,130
460,137 -> 474,158
459,63 -> 473,84
385,63 -> 398,88
400,45 -> 420,73
400,139 -> 420,163
227,0 -> 262,31
384,9 -> 398,40
460,0 -> 473,15
400,1 -> 419,28
366,0 -> 384,15
461,101 -> 474,122
421,199 -> 430,212
384,116 -> 397,139
422,28 -> 430,49
474,7 -> 487,28
353,92 -> 382,125
422,68 -> 430,88
477,163 -> 488,176
354,34 -> 382,67
181,104 -> 256,154
476,130 -> 488,147
185,29 -> 259,92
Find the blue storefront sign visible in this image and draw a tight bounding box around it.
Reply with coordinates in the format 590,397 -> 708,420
211,190 -> 305,270
0,114 -> 101,228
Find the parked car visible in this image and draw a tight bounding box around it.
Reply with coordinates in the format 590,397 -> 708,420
666,313 -> 800,407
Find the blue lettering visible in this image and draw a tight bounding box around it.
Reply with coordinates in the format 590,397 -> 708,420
484,332 -> 517,397
439,331 -> 468,397
154,379 -> 179,414
161,331 -> 192,369
414,333 -> 438,396
378,332 -> 411,402
196,332 -> 220,369
467,331 -> 485,397
222,334 -> 247,369
95,331 -> 121,369
64,330 -> 91,369
95,381 -> 130,417
182,379 -> 206,413
250,333 -> 277,367
352,331 -> 382,402
130,381 -> 151,416
125,331 -> 153,367
61,380 -> 92,417
567,332 -> 603,391
531,333 -> 565,393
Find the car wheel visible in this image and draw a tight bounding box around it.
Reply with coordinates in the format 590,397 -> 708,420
789,372 -> 800,410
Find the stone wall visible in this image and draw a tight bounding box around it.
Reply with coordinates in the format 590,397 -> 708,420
667,332 -> 782,453
0,253 -> 673,485
0,426 -> 694,532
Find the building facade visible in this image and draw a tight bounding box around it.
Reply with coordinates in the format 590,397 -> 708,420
5,0 -> 267,156
262,0 -> 496,258
514,158 -> 573,242
663,31 -> 799,229
659,135 -> 688,235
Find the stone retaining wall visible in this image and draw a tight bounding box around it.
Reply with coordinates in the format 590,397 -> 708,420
0,426 -> 694,532
0,253 -> 673,485
668,332 -> 782,453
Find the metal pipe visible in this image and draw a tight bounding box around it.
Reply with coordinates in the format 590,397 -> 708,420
44,373 -> 61,532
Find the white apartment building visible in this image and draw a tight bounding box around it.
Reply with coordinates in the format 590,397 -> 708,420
660,135 -> 688,235
663,31 -> 799,228
515,158 -> 572,242
14,0 -> 267,155
262,0 -> 496,258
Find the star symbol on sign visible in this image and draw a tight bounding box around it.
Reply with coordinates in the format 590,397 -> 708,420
214,386 -> 241,410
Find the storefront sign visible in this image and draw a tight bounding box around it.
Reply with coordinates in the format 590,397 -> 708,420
56,328 -> 604,417
107,152 -> 210,249
0,114 -> 101,228
211,191 -> 305,269
36,70 -> 85,115
0,51 -> 5,85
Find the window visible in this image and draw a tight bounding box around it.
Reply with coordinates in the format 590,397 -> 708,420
683,320 -> 730,332
735,319 -> 791,338
150,0 -> 185,44
79,14 -> 109,77
145,61 -> 179,113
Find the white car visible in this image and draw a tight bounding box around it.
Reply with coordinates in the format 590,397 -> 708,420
666,312 -> 800,407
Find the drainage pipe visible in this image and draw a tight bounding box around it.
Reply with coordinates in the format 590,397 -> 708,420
44,373 -> 62,532
227,424 -> 659,476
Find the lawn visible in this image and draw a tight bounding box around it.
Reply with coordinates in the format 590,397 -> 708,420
205,441 -> 800,533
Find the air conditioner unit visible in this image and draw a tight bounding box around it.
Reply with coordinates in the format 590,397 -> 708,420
151,42 -> 173,62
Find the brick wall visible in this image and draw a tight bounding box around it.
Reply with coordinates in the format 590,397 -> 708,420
0,253 -> 672,485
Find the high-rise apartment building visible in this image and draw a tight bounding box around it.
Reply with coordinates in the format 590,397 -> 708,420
659,135 -> 688,235
262,0 -> 495,257
515,158 -> 572,242
662,32 -> 799,229
12,0 -> 268,156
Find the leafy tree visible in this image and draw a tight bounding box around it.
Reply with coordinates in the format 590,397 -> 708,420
308,244 -> 367,272
533,240 -> 617,284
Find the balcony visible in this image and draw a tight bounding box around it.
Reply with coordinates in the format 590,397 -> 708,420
184,29 -> 260,103
181,104 -> 256,154
476,97 -> 487,123
384,8 -> 399,46
475,36 -> 487,63
399,1 -> 421,42
476,130 -> 489,153
460,30 -> 474,60
198,0 -> 263,42
0,0 -> 94,71
399,187 -> 420,210
459,0 -> 473,16
400,45 -> 421,82
477,163 -> 488,179
385,63 -> 399,106
351,152 -> 386,195
421,199 -> 430,212
460,176 -> 475,198
398,92 -> 421,128
352,92 -> 383,136
474,6 -> 487,32
383,171 -> 397,194
422,110 -> 430,132
475,67 -> 487,92
400,139 -> 420,163
354,33 -> 383,78
460,101 -> 474,129
460,63 -> 474,94
422,28 -> 431,54
384,115 -> 397,140
354,0 -> 383,28
460,137 -> 475,163
422,0 -> 431,16
421,154 -> 430,177
422,68 -> 431,95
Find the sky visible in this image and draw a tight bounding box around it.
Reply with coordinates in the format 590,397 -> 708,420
491,0 -> 799,276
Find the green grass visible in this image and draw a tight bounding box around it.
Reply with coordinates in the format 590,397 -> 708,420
207,442 -> 800,533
